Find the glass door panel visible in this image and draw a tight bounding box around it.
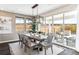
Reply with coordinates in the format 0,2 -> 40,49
64,11 -> 77,47
53,14 -> 64,44
46,16 -> 52,34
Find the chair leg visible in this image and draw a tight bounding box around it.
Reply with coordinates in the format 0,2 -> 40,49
19,41 -> 20,45
28,48 -> 32,55
51,45 -> 53,54
37,47 -> 40,54
24,45 -> 27,52
21,43 -> 23,48
44,47 -> 46,55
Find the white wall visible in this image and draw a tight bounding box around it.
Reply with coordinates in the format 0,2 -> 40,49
0,11 -> 32,43
0,11 -> 18,42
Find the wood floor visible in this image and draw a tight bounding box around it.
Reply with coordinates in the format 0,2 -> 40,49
9,42 -> 64,55
0,43 -> 11,55
0,42 -> 79,55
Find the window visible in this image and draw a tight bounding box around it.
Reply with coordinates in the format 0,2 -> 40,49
53,14 -> 63,33
53,13 -> 64,44
39,18 -> 47,33
16,17 -> 25,32
53,14 -> 63,24
52,10 -> 77,48
46,16 -> 52,24
64,11 -> 77,47
46,16 -> 52,33
15,18 -> 33,32
40,18 -> 45,24
25,19 -> 32,31
64,11 -> 77,24
37,16 -> 53,34
28,20 -> 32,23
26,19 -> 32,24
16,18 -> 24,23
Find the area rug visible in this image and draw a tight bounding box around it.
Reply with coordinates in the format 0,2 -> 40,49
9,43 -> 64,55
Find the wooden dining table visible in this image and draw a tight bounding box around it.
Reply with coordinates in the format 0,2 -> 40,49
24,33 -> 47,42
23,33 -> 48,51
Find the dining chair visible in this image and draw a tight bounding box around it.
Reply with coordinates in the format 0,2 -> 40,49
54,33 -> 64,43
41,33 -> 53,55
23,35 -> 40,55
18,33 -> 23,48
18,33 -> 28,48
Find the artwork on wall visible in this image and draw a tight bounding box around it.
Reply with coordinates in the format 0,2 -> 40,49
0,16 -> 12,34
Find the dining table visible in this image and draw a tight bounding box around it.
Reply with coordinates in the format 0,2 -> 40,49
23,33 -> 48,52
24,33 -> 47,42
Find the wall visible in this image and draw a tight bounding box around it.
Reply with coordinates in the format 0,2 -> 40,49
0,11 -> 17,42
0,11 -> 33,43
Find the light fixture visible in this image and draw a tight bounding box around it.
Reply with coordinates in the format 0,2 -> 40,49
31,4 -> 39,33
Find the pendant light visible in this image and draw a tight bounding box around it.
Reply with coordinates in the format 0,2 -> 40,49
31,4 -> 38,33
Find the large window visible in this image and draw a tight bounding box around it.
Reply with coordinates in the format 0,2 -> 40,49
46,16 -> 52,33
16,18 -> 24,23
26,19 -> 32,23
37,16 -> 53,34
16,18 -> 25,32
52,11 -> 77,48
36,10 -> 77,48
25,19 -> 32,31
64,11 -> 77,47
46,16 -> 52,24
53,13 -> 64,44
16,18 -> 32,32
36,18 -> 40,31
37,18 -> 46,33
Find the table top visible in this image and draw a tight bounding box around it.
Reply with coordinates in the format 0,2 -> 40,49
24,33 -> 47,41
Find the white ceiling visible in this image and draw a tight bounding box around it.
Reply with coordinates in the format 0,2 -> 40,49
0,4 -> 64,16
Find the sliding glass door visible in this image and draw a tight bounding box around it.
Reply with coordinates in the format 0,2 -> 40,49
36,10 -> 77,48
46,16 -> 52,34
52,10 -> 77,48
64,11 -> 77,47
53,13 -> 64,44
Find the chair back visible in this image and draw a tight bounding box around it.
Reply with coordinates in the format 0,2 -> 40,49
18,33 -> 23,41
23,35 -> 31,47
47,33 -> 53,44
18,33 -> 26,42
